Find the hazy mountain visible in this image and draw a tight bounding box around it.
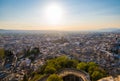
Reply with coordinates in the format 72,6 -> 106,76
99,28 -> 120,32
0,28 -> 120,34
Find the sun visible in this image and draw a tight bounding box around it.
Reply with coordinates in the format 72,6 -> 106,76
44,3 -> 64,25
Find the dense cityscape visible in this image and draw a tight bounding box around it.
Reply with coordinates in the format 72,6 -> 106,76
0,31 -> 120,81
1,0 -> 120,81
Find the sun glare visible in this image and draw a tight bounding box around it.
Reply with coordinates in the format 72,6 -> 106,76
44,3 -> 64,25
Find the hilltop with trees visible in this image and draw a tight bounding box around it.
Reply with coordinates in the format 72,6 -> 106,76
27,56 -> 107,81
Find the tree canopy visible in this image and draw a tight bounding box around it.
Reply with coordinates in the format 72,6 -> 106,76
40,56 -> 79,74
0,48 -> 5,59
28,56 -> 107,81
47,74 -> 63,81
77,62 -> 107,81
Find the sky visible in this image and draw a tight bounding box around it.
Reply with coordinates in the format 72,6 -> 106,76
0,0 -> 120,31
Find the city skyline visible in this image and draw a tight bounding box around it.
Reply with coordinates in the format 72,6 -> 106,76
0,0 -> 120,31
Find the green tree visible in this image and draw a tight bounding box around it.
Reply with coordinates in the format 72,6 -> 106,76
88,62 -> 98,67
23,74 -> 28,81
40,56 -> 78,74
91,71 -> 105,81
31,47 -> 40,55
65,59 -> 78,68
56,56 -> 68,68
76,62 -> 107,81
0,48 -> 4,59
77,62 -> 87,71
88,65 -> 98,75
44,65 -> 56,74
47,74 -> 63,81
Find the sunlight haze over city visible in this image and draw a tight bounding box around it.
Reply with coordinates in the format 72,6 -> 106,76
0,0 -> 120,31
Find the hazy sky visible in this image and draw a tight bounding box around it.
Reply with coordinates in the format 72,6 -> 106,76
0,0 -> 120,31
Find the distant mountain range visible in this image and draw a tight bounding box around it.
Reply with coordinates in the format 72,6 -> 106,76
0,28 -> 120,33
98,28 -> 120,32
